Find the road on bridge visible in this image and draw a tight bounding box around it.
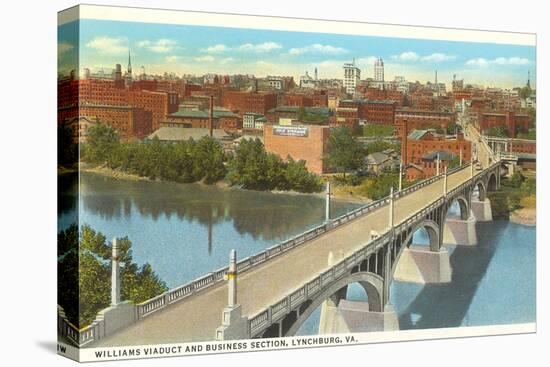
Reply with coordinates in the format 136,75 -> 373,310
93,166 -> 477,347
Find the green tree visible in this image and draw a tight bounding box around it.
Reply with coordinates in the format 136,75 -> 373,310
519,85 -> 532,99
193,137 -> 227,184
325,126 -> 365,177
83,123 -> 120,163
58,124 -> 78,166
366,140 -> 400,155
57,225 -> 168,327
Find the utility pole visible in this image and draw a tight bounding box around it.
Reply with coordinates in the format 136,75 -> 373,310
325,181 -> 331,223
111,238 -> 120,306
227,249 -> 237,307
398,163 -> 403,192
436,153 -> 441,176
388,187 -> 394,229
443,166 -> 448,196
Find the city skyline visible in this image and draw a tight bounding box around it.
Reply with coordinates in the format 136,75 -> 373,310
59,19 -> 536,89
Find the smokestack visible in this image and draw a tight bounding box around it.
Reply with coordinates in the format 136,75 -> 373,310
254,78 -> 258,93
209,95 -> 214,138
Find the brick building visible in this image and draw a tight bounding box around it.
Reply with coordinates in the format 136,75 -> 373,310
339,100 -> 396,125
477,111 -> 529,137
222,91 -> 278,116
362,87 -> 404,106
264,124 -> 331,174
329,107 -> 359,133
57,77 -> 178,139
164,107 -> 240,130
400,129 -> 471,180
394,109 -> 456,137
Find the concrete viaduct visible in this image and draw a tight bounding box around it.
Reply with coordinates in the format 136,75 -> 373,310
58,144 -> 503,347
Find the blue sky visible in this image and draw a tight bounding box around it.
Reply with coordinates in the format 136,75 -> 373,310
58,19 -> 536,88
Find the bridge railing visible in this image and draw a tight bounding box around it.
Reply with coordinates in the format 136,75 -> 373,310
248,231 -> 392,336
118,163 -> 476,321
247,162 -> 501,337
61,163 -> 478,343
57,305 -> 102,347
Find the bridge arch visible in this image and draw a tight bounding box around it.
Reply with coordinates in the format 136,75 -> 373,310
487,173 -> 498,191
446,195 -> 469,220
388,219 -> 441,289
279,272 -> 383,337
472,180 -> 487,201
401,220 -> 440,252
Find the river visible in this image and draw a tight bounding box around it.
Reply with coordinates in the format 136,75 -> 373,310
58,172 -> 536,334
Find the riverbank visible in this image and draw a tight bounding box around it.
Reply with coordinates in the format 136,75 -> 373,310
78,164 -> 365,204
510,208 -> 536,226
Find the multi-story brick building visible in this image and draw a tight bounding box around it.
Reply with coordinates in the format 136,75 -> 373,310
164,107 -> 240,130
400,129 -> 471,180
363,88 -> 404,107
222,91 -> 278,116
57,76 -> 178,139
394,109 -> 456,137
264,124 -> 331,174
329,107 -> 359,133
284,93 -> 313,107
477,111 -> 529,137
339,99 -> 396,125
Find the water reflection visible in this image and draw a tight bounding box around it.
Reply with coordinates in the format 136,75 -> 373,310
58,172 -> 360,287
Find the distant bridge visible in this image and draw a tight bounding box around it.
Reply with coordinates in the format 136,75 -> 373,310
58,153 -> 502,346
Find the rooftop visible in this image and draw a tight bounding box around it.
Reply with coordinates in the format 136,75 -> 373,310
422,150 -> 456,161
169,107 -> 237,119
148,127 -> 229,141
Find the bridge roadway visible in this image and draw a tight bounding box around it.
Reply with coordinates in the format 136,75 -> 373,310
93,166 -> 476,347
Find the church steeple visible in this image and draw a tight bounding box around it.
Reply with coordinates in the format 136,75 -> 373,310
527,70 -> 531,89
127,50 -> 132,74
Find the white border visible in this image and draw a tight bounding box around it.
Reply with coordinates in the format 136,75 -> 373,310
58,323 -> 536,362
58,4 -> 536,46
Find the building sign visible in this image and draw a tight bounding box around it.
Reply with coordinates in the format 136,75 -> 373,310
273,125 -> 309,137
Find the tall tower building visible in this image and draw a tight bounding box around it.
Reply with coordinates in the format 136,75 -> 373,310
343,59 -> 361,95
374,58 -> 384,82
124,50 -> 133,87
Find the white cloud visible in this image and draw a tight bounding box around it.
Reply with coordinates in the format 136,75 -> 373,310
86,36 -> 127,55
58,42 -> 74,55
466,57 -> 530,67
393,51 -> 420,61
288,44 -> 348,56
421,53 -> 456,62
165,55 -> 181,63
466,58 -> 489,66
238,42 -> 282,52
137,39 -> 178,53
392,51 -> 455,62
492,57 -> 530,65
194,55 -> 215,62
202,44 -> 230,53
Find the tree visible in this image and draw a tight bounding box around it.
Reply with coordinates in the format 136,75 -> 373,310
519,85 -> 532,99
83,123 -> 120,164
366,140 -> 400,155
325,126 -> 364,177
193,137 -> 227,184
57,225 -> 168,327
58,124 -> 78,166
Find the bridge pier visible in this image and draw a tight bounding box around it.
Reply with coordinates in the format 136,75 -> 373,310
471,199 -> 493,222
319,301 -> 399,334
393,245 -> 452,284
443,215 -> 478,246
